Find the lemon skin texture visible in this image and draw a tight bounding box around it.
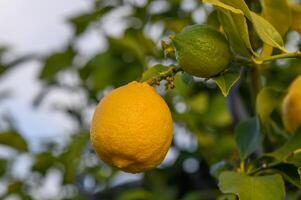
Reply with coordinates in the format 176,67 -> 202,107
91,81 -> 173,173
173,24 -> 232,78
282,76 -> 301,133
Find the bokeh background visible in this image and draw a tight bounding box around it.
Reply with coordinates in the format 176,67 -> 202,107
0,0 -> 300,199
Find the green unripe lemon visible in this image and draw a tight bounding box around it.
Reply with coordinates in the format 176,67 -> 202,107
172,24 -> 232,78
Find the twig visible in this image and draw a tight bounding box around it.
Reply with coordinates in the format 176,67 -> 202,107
6,54 -> 42,67
146,65 -> 183,85
253,51 -> 301,64
247,161 -> 280,176
239,160 -> 246,173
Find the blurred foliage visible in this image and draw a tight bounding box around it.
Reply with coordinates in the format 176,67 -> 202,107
0,0 -> 300,199
0,130 -> 28,152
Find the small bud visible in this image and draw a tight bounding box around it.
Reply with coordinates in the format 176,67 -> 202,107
161,40 -> 175,58
156,80 -> 161,86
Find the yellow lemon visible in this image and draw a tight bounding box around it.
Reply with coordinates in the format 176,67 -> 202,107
91,81 -> 173,173
282,76 -> 301,133
287,75 -> 301,93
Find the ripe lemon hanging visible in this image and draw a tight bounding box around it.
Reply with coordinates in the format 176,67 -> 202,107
282,76 -> 301,133
91,81 -> 173,173
172,24 -> 232,78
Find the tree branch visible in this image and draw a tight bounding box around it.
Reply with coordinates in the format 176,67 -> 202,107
253,51 -> 301,64
146,66 -> 183,85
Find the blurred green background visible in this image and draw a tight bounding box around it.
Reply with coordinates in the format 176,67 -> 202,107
0,0 -> 300,199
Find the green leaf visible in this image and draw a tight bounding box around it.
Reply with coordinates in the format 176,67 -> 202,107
206,10 -> 220,29
217,194 -> 237,200
220,0 -> 252,19
181,191 -> 203,200
80,51 -> 143,92
141,64 -> 171,82
261,0 -> 292,36
203,0 -> 244,14
267,128 -> 301,161
219,0 -> 284,45
109,32 -> 148,64
7,181 -> 23,194
260,44 -> 274,57
32,152 -> 57,175
205,0 -> 255,57
0,159 -> 6,177
79,52 -> 116,91
290,3 -> 301,35
219,171 -> 285,200
69,6 -> 113,36
212,65 -> 240,97
210,160 -> 232,178
286,149 -> 301,166
80,34 -> 145,92
0,46 -> 7,57
235,117 -> 262,160
217,10 -> 253,57
256,88 -> 284,123
60,132 -> 89,184
39,47 -> 75,81
205,95 -> 232,128
164,19 -> 190,33
259,0 -> 291,57
187,92 -> 208,114
133,31 -> 158,58
0,64 -> 5,75
117,189 -> 153,200
250,11 -> 285,51
267,127 -> 301,164
0,130 -> 28,152
205,0 -> 286,52
181,71 -> 194,85
298,167 -> 301,180
265,163 -> 301,189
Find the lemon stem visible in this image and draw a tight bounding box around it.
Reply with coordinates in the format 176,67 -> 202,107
247,162 -> 280,176
146,66 -> 183,86
253,51 -> 301,64
239,160 -> 245,173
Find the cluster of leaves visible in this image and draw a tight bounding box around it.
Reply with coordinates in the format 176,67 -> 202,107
0,0 -> 301,199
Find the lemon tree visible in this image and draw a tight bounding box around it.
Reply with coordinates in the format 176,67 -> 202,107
1,0 -> 301,200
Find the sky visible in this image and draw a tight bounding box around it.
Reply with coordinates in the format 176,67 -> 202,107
0,0 -> 95,148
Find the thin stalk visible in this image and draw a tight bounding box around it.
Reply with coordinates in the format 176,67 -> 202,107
253,51 -> 301,64
145,66 -> 183,86
247,161 -> 280,176
240,160 -> 246,173
250,65 -> 261,96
